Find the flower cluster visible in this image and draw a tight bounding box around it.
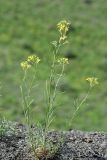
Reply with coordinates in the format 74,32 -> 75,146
21,61 -> 31,70
57,20 -> 70,34
86,77 -> 99,87
21,55 -> 40,70
57,58 -> 69,64
27,55 -> 40,64
57,20 -> 70,44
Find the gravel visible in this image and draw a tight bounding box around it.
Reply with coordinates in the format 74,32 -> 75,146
0,122 -> 107,160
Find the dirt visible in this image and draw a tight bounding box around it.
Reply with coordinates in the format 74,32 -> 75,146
0,122 -> 107,160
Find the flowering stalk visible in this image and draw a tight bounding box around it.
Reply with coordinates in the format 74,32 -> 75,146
20,20 -> 70,159
43,21 -> 70,148
20,55 -> 40,158
20,55 -> 40,125
69,77 -> 99,127
44,21 -> 70,134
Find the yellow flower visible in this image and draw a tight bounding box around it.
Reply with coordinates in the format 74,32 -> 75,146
57,20 -> 70,44
86,77 -> 99,87
27,55 -> 40,64
57,20 -> 70,33
20,61 -> 31,70
57,58 -> 69,64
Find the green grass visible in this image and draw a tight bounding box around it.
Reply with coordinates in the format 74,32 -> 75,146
0,0 -> 107,131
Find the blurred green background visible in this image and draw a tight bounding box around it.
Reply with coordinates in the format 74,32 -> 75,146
0,0 -> 107,131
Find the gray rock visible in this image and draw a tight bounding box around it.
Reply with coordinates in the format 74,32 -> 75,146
0,122 -> 107,160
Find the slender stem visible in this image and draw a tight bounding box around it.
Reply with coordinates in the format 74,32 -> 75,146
45,58 -> 64,132
20,67 -> 38,153
70,87 -> 92,127
20,71 -> 28,123
43,44 -> 61,146
47,44 -> 60,106
26,65 -> 37,126
51,63 -> 64,106
28,64 -> 37,97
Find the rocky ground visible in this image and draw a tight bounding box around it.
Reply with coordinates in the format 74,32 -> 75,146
0,122 -> 107,160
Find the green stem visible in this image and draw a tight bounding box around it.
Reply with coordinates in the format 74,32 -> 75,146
45,60 -> 64,133
43,44 -> 61,146
51,63 -> 64,106
20,67 -> 38,152
70,87 -> 92,127
28,64 -> 37,97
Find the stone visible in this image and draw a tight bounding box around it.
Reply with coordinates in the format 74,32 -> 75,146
0,122 -> 107,160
